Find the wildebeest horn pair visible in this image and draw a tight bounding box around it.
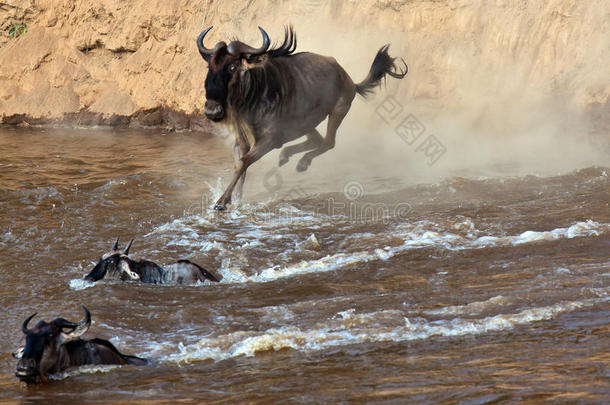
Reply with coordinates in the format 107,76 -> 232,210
22,306 -> 91,341
197,26 -> 271,61
112,237 -> 134,255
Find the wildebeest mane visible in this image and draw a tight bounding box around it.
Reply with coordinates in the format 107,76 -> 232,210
268,25 -> 297,57
229,25 -> 297,61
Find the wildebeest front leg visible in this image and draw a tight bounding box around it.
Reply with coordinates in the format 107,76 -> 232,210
233,141 -> 249,200
214,141 -> 275,210
279,129 -> 323,167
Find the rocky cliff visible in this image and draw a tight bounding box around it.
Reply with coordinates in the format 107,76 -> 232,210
0,0 -> 608,132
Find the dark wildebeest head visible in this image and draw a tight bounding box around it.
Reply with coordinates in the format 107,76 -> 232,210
14,306 -> 146,384
15,307 -> 92,383
199,26 -> 289,122
84,237 -> 136,282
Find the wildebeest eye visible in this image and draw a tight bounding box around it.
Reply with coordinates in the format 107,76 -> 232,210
228,64 -> 237,73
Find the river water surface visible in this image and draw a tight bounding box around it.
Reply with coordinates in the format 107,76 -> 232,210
0,127 -> 608,403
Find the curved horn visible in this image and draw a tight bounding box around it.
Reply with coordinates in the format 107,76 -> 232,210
59,306 -> 91,341
112,237 -> 120,251
123,238 -> 134,255
22,313 -> 37,334
197,26 -> 215,61
227,26 -> 270,57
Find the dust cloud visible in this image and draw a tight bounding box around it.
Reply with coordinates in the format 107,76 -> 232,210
235,1 -> 609,200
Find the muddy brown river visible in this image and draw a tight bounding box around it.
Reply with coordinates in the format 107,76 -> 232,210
0,127 -> 608,403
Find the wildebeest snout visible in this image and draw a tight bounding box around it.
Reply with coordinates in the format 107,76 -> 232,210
204,100 -> 225,121
15,357 -> 37,381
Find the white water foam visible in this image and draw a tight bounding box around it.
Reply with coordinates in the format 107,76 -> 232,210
49,364 -> 122,381
473,219 -> 607,247
248,251 -> 379,283
69,278 -> 96,290
125,215 -> 610,287
150,296 -> 608,364
424,295 -> 508,316
70,218 -> 609,289
217,220 -> 609,285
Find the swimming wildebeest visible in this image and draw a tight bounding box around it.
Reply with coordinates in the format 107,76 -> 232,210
14,306 -> 147,383
198,26 -> 408,210
84,238 -> 220,284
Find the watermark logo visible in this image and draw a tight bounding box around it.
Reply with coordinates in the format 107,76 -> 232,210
415,134 -> 446,166
375,95 -> 404,124
395,114 -> 426,146
262,167 -> 283,193
376,95 -> 447,166
343,180 -> 365,201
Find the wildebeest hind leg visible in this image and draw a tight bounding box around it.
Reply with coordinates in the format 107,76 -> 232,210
215,141 -> 275,210
279,129 -> 323,167
297,103 -> 350,172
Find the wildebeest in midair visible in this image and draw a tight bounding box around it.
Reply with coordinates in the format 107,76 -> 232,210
198,26 -> 408,210
14,306 -> 147,383
84,238 -> 220,284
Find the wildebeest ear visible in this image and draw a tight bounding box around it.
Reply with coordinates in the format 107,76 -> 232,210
12,347 -> 24,359
243,54 -> 267,68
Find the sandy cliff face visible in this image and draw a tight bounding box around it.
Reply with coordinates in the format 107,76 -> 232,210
0,0 -> 607,132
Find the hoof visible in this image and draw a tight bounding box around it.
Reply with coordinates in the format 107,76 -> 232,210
213,204 -> 227,211
278,156 -> 289,167
296,160 -> 310,172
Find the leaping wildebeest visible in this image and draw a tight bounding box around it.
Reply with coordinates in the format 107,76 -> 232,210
14,306 -> 147,384
198,26 -> 407,210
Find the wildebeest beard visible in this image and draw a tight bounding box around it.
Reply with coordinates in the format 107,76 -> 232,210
229,61 -> 289,122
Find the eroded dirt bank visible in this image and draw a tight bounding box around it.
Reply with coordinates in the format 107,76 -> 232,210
0,0 -> 608,132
